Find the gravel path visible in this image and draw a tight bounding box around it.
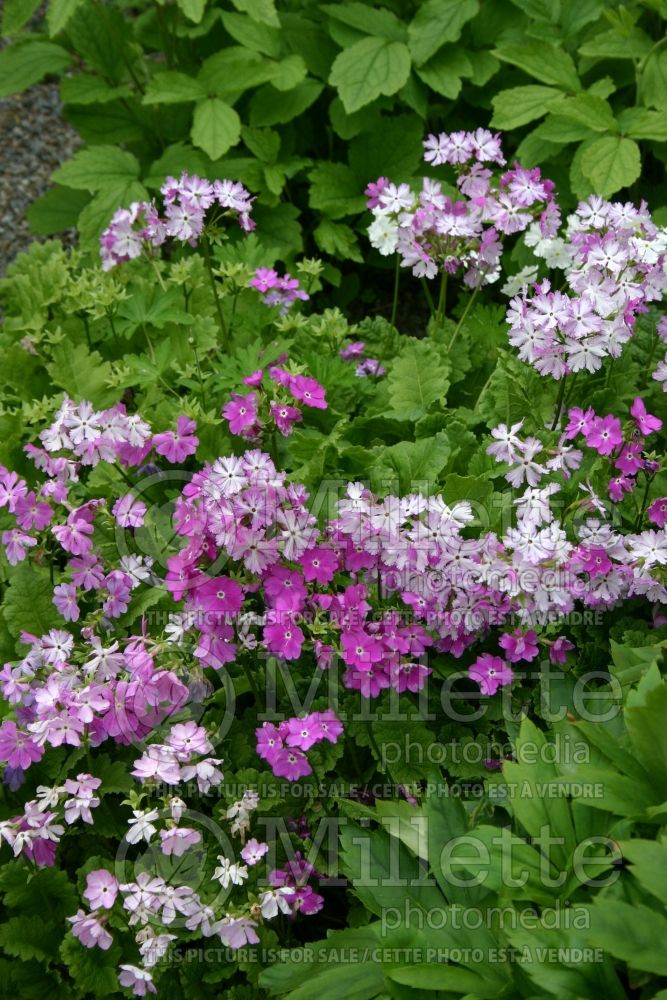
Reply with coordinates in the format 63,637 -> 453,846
0,82 -> 80,276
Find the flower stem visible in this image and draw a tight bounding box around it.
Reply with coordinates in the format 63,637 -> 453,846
448,282 -> 481,351
202,236 -> 228,349
420,278 -> 436,318
436,270 -> 448,327
550,376 -> 568,432
390,256 -> 400,329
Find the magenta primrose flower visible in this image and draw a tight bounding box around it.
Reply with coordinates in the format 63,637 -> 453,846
498,629 -> 539,663
468,654 -> 514,695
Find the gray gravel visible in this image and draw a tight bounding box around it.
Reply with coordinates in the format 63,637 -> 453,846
0,81 -> 80,276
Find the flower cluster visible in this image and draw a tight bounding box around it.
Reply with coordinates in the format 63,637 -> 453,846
366,129 -> 558,286
507,195 -> 667,378
255,711 -> 343,780
0,772 -> 101,866
222,364 -> 327,439
249,267 -> 309,315
100,172 -> 255,270
339,340 -> 386,378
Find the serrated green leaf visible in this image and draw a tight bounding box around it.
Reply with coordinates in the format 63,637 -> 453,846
249,79 -> 323,126
0,916 -> 61,963
589,901 -> 667,975
415,47 -> 471,99
4,565 -> 61,644
231,0 -> 280,26
387,339 -> 450,420
329,36 -> 411,113
27,186 -> 91,236
191,98 -> 241,159
618,107 -> 667,141
640,48 -> 667,110
314,219 -> 362,261
176,0 -> 205,23
51,145 -> 139,192
221,10 -> 282,57
47,0 -> 86,35
580,135 -> 641,196
47,342 -> 117,408
60,936 -> 123,996
579,27 -> 653,60
549,92 -> 617,132
309,162 -> 367,219
494,42 -> 580,90
407,0 -> 479,66
0,41 -> 71,97
2,0 -> 41,34
491,85 -> 566,129
323,2 -> 406,42
144,70 -> 206,104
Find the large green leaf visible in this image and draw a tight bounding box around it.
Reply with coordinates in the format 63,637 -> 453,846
47,0 -> 86,35
491,85 -> 567,129
51,145 -> 140,192
0,41 -> 71,97
4,565 -> 62,645
323,2 -> 406,42
493,42 -> 580,90
2,0 -> 41,34
329,36 -> 411,113
580,135 -> 641,197
308,162 -> 367,219
407,0 -> 479,66
387,338 -> 450,420
144,70 -> 206,104
589,901 -> 667,975
191,98 -> 241,159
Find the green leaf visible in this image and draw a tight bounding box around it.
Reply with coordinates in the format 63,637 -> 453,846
27,186 -> 91,235
191,98 -> 241,159
415,47 -> 472,99
0,916 -> 61,963
198,47 -> 273,97
617,839 -> 667,905
579,27 -> 653,60
618,107 -> 667,141
231,0 -> 280,26
640,49 -> 667,110
625,675 -> 667,798
491,85 -> 566,129
51,145 -> 139,192
308,162 -> 367,219
376,434 -> 451,494
221,10 -> 282,57
493,42 -> 580,90
314,219 -> 362,262
549,93 -> 617,132
269,53 -> 308,91
60,75 -> 132,104
323,2 -> 406,42
176,0 -> 205,23
249,79 -> 323,126
2,0 -> 41,33
60,936 -> 123,996
508,0 -> 560,20
144,70 -> 206,104
47,0 -> 85,35
47,342 -> 117,408
4,565 -> 61,644
0,41 -> 71,97
242,125 -> 280,163
387,966 -> 493,993
387,338 -> 450,420
589,901 -> 667,975
349,113 -> 423,181
580,135 -> 641,197
329,36 -> 411,113
407,0 -> 479,66
0,863 -> 78,919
